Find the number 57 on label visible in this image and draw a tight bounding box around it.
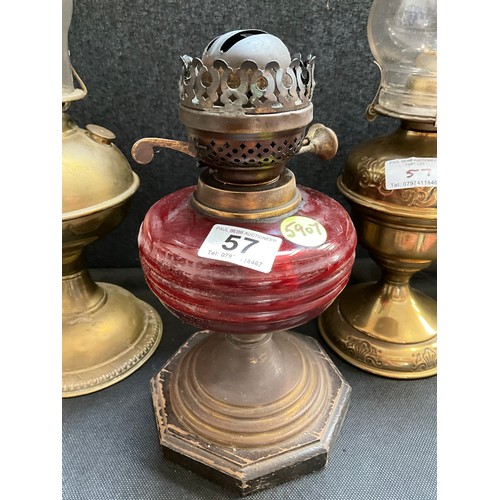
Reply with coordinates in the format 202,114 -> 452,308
198,224 -> 282,273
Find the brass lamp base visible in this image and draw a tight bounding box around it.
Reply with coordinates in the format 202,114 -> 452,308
62,273 -> 162,398
319,282 -> 437,379
151,330 -> 351,496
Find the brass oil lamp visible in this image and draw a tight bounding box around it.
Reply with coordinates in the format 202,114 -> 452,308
62,0 -> 162,398
132,30 -> 356,495
319,0 -> 437,379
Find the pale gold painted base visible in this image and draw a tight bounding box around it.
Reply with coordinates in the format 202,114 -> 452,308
62,282 -> 162,398
319,282 -> 437,379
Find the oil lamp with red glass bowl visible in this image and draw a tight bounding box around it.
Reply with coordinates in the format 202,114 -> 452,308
319,0 -> 437,379
132,30 -> 356,495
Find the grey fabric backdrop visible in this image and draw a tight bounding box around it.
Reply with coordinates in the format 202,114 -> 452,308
67,0 -> 397,268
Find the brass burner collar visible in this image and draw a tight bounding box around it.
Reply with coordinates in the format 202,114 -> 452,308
367,103 -> 437,128
400,120 -> 437,133
192,168 -> 301,220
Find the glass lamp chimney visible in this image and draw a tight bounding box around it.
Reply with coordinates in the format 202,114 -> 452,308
368,0 -> 437,120
62,0 -> 86,103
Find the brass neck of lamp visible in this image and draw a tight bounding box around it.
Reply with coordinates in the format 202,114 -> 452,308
191,165 -> 301,220
400,119 -> 437,134
62,250 -> 106,316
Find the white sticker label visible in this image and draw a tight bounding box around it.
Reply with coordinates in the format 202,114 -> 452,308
385,157 -> 437,190
198,224 -> 282,273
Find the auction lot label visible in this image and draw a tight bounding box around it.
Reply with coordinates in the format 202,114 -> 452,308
385,157 -> 437,190
198,224 -> 282,273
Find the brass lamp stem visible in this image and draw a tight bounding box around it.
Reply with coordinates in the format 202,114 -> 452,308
226,333 -> 271,348
380,267 -> 418,286
62,251 -> 105,316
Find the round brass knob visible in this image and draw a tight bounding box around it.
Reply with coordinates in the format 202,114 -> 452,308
299,123 -> 338,160
86,124 -> 116,145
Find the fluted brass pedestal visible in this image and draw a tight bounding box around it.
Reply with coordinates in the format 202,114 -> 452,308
151,330 -> 351,496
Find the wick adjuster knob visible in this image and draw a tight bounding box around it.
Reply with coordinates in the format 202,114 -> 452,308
86,124 -> 116,145
299,123 -> 338,160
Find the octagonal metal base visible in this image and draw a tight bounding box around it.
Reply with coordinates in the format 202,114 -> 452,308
151,330 -> 351,496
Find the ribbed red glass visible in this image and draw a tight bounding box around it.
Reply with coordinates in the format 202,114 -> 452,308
139,185 -> 356,334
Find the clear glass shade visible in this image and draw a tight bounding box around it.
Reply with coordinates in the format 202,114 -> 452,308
368,0 -> 437,120
62,0 -> 86,102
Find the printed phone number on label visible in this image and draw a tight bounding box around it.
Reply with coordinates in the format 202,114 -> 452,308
204,248 -> 263,268
388,179 -> 437,188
